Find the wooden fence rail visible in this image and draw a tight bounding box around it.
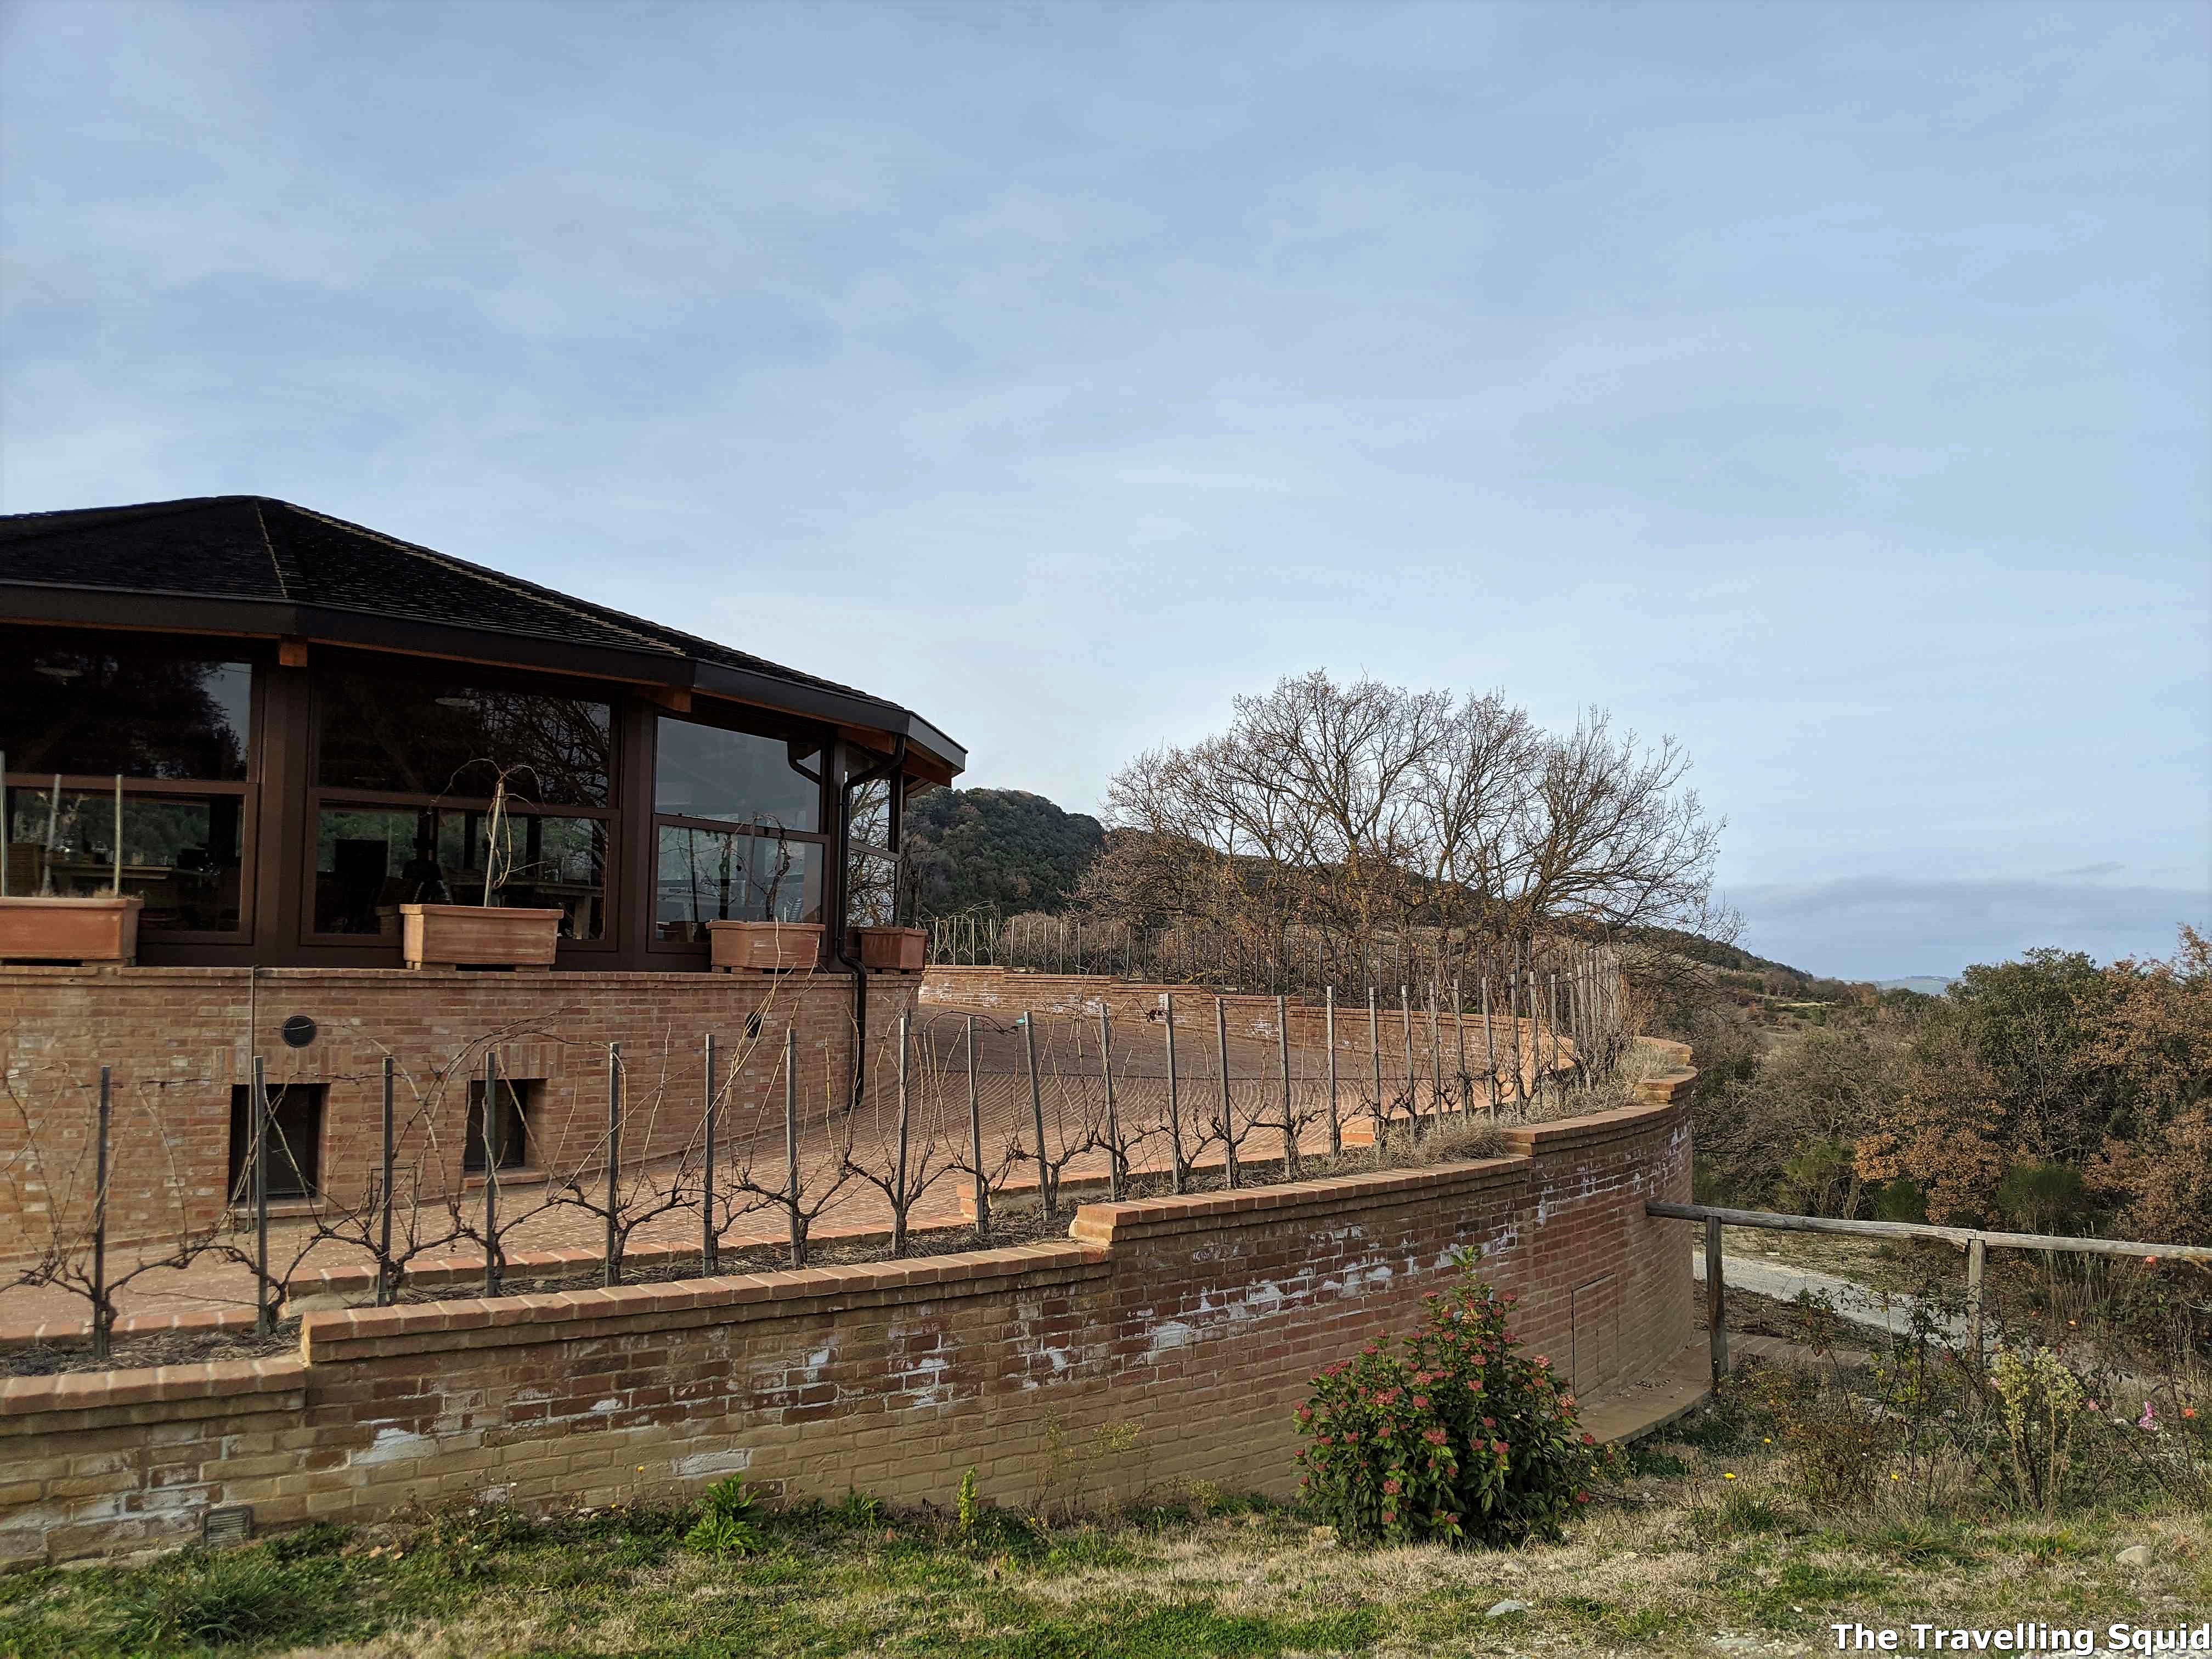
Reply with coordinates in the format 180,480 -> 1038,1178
1645,1199 -> 2212,1386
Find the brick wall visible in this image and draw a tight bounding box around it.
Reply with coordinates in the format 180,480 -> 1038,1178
0,1093 -> 1692,1570
0,967 -> 918,1255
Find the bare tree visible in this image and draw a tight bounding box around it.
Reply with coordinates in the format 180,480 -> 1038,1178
1081,672 -> 1730,1031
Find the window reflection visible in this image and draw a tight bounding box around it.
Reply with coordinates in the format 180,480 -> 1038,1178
849,776 -> 891,852
653,719 -> 820,832
1,636 -> 250,781
847,850 -> 899,929
655,827 -> 820,941
314,807 -> 604,939
317,672 -> 611,806
3,788 -> 244,932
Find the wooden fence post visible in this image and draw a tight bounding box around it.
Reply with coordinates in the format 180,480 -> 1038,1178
1706,1215 -> 1729,1385
1965,1235 -> 1986,1368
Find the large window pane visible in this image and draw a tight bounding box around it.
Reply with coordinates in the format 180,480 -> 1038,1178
313,806 -> 605,939
317,672 -> 611,806
654,719 -> 820,832
4,788 -> 244,932
1,633 -> 250,781
655,826 -> 820,940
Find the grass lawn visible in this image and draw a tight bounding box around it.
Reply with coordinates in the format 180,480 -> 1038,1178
4,1379 -> 2206,1659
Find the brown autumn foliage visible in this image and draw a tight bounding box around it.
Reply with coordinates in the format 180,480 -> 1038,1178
1844,927 -> 2212,1241
1689,928 -> 2208,1248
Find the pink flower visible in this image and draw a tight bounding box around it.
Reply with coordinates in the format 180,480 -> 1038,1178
2138,1402 -> 2158,1431
1382,1478 -> 1402,1495
1411,1395 -> 1430,1410
1423,1427 -> 1447,1446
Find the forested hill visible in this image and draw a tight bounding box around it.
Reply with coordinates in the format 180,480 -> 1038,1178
904,787 -> 1104,916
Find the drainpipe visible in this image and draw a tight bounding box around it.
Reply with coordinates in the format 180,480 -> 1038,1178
833,733 -> 906,1110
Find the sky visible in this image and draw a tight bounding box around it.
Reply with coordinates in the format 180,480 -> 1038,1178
2,1 -> 2206,981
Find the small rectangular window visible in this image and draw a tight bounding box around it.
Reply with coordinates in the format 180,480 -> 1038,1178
227,1084 -> 325,1201
847,850 -> 899,928
464,1077 -> 533,1171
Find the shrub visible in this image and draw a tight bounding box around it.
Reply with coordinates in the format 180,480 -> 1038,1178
1294,1257 -> 1616,1547
1748,1364 -> 1892,1506
685,1476 -> 767,1558
1989,1346 -> 2085,1515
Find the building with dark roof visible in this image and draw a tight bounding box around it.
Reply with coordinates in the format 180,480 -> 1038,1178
1,495 -> 961,971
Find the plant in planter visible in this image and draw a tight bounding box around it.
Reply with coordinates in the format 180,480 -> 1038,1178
0,768 -> 144,964
850,923 -> 927,970
400,761 -> 563,970
847,836 -> 925,970
708,833 -> 824,972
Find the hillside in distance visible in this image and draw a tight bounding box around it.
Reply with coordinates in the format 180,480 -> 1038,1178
904,787 -> 1104,917
903,787 -> 1884,997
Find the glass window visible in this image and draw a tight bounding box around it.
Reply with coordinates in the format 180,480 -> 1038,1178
848,850 -> 899,928
656,826 -> 820,940
312,806 -> 605,939
464,1079 -> 533,1172
317,671 -> 611,806
1,635 -> 250,781
654,718 -> 820,832
4,787 -> 245,932
849,776 -> 892,852
228,1084 -> 324,1201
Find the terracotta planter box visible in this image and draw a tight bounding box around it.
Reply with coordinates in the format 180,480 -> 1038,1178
0,895 -> 143,964
399,904 -> 561,970
851,925 -> 927,972
708,919 -> 823,973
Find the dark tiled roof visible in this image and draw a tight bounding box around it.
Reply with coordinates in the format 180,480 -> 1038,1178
0,495 -> 877,704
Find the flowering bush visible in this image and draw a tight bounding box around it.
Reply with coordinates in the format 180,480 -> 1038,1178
1294,1259 -> 1619,1547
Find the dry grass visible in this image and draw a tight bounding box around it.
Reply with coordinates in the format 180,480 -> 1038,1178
8,1383 -> 2207,1658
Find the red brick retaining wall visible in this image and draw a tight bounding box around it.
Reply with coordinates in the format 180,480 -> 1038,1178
0,966 -> 917,1255
0,1093 -> 1692,1569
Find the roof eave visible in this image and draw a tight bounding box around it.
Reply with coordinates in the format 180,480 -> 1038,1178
2,582 -> 967,777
